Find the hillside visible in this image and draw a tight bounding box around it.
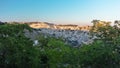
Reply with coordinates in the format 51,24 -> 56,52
27,22 -> 91,31
0,20 -> 120,68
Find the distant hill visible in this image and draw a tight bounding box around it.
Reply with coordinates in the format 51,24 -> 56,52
1,21 -> 91,31
27,22 -> 91,31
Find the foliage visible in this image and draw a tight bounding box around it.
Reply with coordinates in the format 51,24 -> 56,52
85,20 -> 120,68
0,21 -> 120,68
79,41 -> 120,68
0,24 -> 40,68
91,20 -> 120,44
37,36 -> 83,68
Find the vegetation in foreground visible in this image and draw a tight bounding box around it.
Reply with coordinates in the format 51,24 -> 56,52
0,20 -> 120,68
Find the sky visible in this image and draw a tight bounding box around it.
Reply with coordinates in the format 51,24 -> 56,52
0,0 -> 120,25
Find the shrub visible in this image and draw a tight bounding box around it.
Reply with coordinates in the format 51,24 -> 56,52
79,40 -> 120,68
0,24 -> 41,68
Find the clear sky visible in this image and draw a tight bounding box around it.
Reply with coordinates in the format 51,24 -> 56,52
0,0 -> 120,25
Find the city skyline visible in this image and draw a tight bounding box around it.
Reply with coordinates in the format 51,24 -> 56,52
0,0 -> 120,25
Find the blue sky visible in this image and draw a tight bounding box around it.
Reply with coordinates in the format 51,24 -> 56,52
0,0 -> 120,25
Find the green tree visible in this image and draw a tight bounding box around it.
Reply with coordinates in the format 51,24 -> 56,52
82,20 -> 120,68
79,40 -> 120,68
0,24 -> 41,68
